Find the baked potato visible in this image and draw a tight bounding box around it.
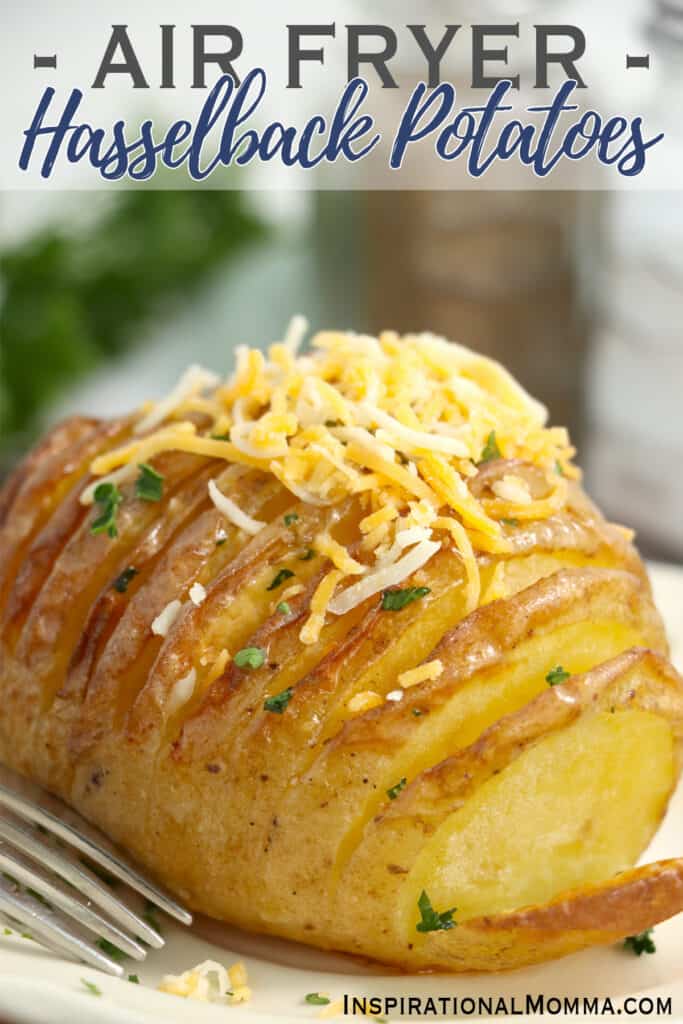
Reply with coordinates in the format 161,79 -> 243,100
1,324 -> 682,972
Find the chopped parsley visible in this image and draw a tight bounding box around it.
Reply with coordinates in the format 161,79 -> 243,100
324,419 -> 343,428
264,687 -> 293,714
135,462 -> 164,502
211,432 -> 231,441
216,535 -> 227,547
81,978 -> 102,996
387,777 -> 407,800
3,927 -> 12,936
546,665 -> 570,686
416,890 -> 457,933
381,587 -> 430,612
128,974 -> 140,984
555,459 -> 565,476
276,601 -> 291,615
284,512 -> 299,526
412,708 -> 424,717
90,482 -> 123,539
624,929 -> 656,956
501,517 -> 519,528
113,567 -> 138,594
305,993 -> 331,1006
267,568 -> 295,591
299,548 -> 316,561
97,937 -> 128,961
234,647 -> 266,670
478,430 -> 501,464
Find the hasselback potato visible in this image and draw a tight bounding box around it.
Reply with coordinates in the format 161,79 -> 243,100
1,323 -> 682,972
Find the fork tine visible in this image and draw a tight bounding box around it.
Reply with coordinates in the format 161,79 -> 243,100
0,776 -> 191,925
0,812 -> 163,948
0,876 -> 125,977
0,841 -> 147,960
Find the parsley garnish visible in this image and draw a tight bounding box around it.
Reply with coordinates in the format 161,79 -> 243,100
284,512 -> 299,526
90,482 -> 123,538
234,647 -> 266,670
555,459 -> 565,476
81,978 -> 102,996
216,535 -> 227,547
479,430 -> 501,464
3,927 -> 12,935
412,708 -> 424,717
113,567 -> 138,593
501,517 -> 519,528
264,687 -> 293,713
211,433 -> 231,441
128,974 -> 140,984
305,993 -> 331,1006
624,929 -> 656,956
299,548 -> 316,561
381,587 -> 430,612
416,890 -> 457,933
135,463 -> 164,502
97,937 -> 128,961
267,568 -> 295,591
546,666 -> 570,686
277,601 -> 291,615
387,777 -> 407,800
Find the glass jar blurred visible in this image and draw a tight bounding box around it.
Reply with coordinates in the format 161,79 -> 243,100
315,0 -> 600,447
584,1 -> 683,561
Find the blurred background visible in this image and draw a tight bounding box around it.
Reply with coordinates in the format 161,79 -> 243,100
1,0 -> 682,562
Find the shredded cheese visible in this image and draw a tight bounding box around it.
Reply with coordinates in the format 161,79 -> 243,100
300,569 -> 343,645
85,319 -> 579,639
327,539 -> 441,616
208,479 -> 265,535
189,582 -> 207,606
205,648 -> 230,685
492,474 -> 533,505
347,690 -> 383,713
158,959 -> 249,1005
135,365 -> 220,436
314,533 -> 365,576
167,667 -> 197,715
398,659 -> 443,689
151,599 -> 182,637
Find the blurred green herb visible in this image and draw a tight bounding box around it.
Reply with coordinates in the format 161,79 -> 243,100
0,189 -> 264,461
624,929 -> 656,956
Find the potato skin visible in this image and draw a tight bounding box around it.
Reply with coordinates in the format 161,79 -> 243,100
1,418 -> 683,972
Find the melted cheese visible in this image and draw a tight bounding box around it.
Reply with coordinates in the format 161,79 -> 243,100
398,659 -> 443,689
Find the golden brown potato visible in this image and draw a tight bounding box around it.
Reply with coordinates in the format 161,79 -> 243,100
1,329 -> 682,973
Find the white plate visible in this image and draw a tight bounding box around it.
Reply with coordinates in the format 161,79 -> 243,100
1,563 -> 683,1024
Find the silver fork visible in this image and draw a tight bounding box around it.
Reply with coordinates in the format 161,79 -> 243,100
0,765 -> 192,976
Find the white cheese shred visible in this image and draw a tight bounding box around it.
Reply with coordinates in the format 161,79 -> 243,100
151,599 -> 182,637
327,539 -> 441,617
208,479 -> 265,536
135,364 -> 220,436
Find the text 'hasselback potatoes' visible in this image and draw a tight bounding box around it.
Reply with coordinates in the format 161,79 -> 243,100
1,322 -> 682,972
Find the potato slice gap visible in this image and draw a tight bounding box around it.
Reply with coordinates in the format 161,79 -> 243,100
338,649 -> 683,970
